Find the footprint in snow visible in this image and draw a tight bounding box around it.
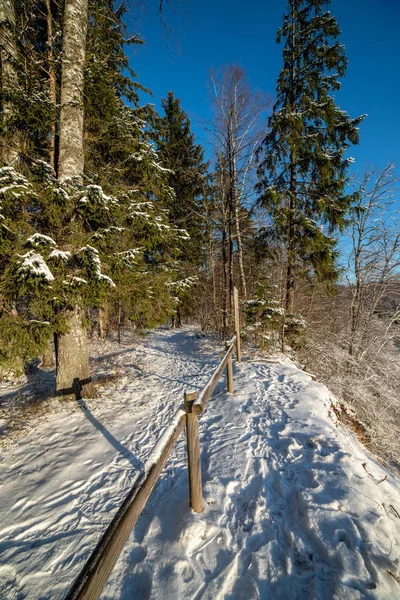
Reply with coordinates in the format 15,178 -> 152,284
287,399 -> 299,409
297,470 -> 320,489
0,566 -> 21,600
127,545 -> 147,565
175,560 -> 195,583
335,529 -> 352,549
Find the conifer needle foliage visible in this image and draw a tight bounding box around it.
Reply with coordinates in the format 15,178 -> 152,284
257,0 -> 366,311
0,0 -> 197,370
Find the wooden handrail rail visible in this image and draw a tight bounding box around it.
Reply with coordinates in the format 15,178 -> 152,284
65,409 -> 186,600
192,335 -> 236,416
65,323 -> 241,599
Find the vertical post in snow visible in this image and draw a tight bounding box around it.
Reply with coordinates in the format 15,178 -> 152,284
184,390 -> 203,513
233,286 -> 241,363
225,342 -> 234,394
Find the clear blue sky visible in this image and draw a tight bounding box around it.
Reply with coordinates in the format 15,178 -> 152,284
127,0 -> 400,176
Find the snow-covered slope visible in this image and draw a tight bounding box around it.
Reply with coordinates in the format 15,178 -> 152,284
0,328 -> 399,599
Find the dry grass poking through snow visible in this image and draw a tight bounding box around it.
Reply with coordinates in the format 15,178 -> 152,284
296,328 -> 400,476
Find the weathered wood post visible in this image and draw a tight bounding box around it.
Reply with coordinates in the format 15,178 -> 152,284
184,390 -> 203,513
233,286 -> 241,363
225,342 -> 234,393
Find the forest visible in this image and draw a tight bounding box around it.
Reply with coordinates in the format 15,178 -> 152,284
0,0 -> 399,471
1,0 -> 400,598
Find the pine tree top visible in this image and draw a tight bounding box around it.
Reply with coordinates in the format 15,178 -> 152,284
258,0 -> 366,231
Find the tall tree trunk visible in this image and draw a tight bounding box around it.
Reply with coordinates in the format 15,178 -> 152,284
58,0 -> 88,180
218,158 -> 229,337
56,0 -> 92,398
231,91 -> 247,301
0,304 -> 24,378
209,229 -> 216,314
117,303 -> 122,343
227,123 -> 234,312
349,278 -> 361,358
0,0 -> 20,165
56,307 -> 95,399
228,202 -> 234,311
221,219 -> 228,337
98,305 -> 108,340
286,180 -> 296,313
234,194 -> 247,299
42,341 -> 54,368
286,6 -> 297,314
45,0 -> 57,169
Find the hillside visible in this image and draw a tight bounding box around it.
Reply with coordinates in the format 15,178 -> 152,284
0,328 -> 399,599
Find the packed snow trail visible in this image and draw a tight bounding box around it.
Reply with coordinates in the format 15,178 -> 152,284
0,328 -> 399,599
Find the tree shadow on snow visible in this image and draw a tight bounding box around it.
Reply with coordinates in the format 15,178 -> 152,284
77,398 -> 141,469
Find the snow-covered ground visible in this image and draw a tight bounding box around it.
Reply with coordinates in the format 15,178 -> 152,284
0,327 -> 400,599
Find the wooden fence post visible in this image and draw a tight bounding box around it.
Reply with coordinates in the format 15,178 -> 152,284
184,391 -> 203,513
233,287 -> 241,363
225,342 -> 234,393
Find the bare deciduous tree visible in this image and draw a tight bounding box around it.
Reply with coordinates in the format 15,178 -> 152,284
295,164 -> 400,472
206,65 -> 270,332
347,163 -> 400,360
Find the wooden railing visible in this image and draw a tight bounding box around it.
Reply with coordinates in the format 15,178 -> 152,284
65,291 -> 241,600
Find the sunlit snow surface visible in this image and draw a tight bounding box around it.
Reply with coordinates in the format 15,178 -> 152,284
0,328 -> 399,599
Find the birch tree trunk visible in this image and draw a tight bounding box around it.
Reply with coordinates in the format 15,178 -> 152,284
0,0 -> 20,165
56,0 -> 93,398
58,0 -> 88,180
209,228 -> 216,314
234,192 -> 247,299
209,66 -> 268,316
231,89 -> 247,300
221,223 -> 228,337
219,162 -> 229,337
228,199 -> 234,311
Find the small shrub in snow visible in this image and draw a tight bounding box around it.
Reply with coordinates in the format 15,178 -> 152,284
245,287 -> 285,352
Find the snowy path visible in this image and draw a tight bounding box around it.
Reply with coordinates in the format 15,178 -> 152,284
0,327 -> 400,599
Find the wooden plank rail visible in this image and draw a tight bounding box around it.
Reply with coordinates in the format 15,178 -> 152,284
65,323 -> 241,600
192,335 -> 236,416
65,409 -> 186,600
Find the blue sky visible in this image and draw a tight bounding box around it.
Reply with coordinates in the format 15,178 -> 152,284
128,0 -> 400,176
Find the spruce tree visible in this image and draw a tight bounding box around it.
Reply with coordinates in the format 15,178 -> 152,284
84,0 -> 148,184
257,0 -> 365,313
0,0 -> 61,166
151,91 -> 207,267
0,1 -> 195,380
